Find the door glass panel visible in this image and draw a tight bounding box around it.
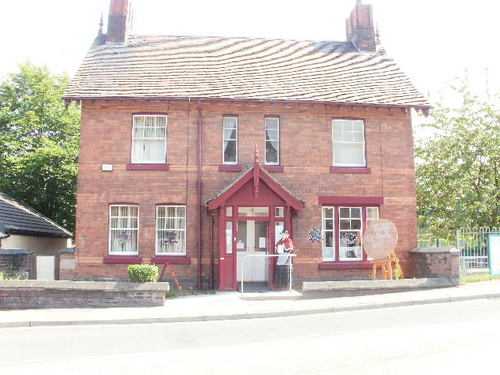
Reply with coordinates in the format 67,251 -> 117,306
275,221 -> 285,246
254,221 -> 268,252
237,221 -> 247,251
226,222 -> 233,254
238,207 -> 269,217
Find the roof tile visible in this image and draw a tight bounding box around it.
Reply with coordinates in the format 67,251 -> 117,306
64,35 -> 429,108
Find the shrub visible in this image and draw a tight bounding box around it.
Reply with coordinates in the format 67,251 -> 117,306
0,272 -> 4,280
128,264 -> 159,283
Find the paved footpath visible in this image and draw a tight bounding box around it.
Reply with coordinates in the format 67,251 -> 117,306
1,280 -> 499,329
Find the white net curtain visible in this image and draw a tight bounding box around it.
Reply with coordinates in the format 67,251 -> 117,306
132,115 -> 167,163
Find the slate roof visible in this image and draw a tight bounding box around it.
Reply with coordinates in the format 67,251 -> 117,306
64,35 -> 430,108
0,192 -> 72,238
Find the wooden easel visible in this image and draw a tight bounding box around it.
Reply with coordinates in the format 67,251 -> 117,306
371,252 -> 404,280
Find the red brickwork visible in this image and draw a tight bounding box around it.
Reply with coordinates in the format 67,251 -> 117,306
57,252 -> 76,280
410,247 -> 460,284
75,99 -> 418,287
0,280 -> 168,309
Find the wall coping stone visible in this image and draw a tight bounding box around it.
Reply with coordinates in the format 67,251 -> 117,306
302,277 -> 456,292
58,247 -> 75,254
0,280 -> 169,292
0,249 -> 33,255
410,247 -> 460,254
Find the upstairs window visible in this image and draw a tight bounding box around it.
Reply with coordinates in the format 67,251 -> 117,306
131,115 -> 167,164
265,117 -> 280,165
332,119 -> 365,167
223,116 -> 238,164
109,205 -> 139,255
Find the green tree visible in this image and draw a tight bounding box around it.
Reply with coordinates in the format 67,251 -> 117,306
416,81 -> 499,238
0,63 -> 80,232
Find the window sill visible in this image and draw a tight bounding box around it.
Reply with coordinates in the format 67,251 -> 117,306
219,164 -> 243,172
319,261 -> 373,270
127,164 -> 170,171
151,256 -> 191,264
104,255 -> 143,264
263,165 -> 284,173
330,166 -> 371,174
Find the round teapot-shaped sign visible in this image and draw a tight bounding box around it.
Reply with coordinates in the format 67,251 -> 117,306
363,219 -> 398,260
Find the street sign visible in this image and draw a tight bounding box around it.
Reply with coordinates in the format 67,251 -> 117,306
488,234 -> 500,276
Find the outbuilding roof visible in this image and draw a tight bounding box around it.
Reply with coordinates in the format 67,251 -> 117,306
0,192 -> 72,238
64,35 -> 430,109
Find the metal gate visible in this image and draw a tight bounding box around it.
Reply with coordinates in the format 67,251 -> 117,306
457,227 -> 499,273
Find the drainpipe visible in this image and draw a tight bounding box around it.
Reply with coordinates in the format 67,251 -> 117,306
197,104 -> 203,289
208,210 -> 216,290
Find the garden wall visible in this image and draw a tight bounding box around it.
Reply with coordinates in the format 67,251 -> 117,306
0,280 -> 170,309
410,247 -> 460,284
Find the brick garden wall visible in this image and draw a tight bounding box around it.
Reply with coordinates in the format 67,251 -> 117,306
75,99 -> 418,286
0,280 -> 169,309
411,247 -> 460,284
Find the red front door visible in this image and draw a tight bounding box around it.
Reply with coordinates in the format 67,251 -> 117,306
219,210 -> 236,290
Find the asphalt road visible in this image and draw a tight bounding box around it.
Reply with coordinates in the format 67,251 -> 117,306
1,299 -> 500,374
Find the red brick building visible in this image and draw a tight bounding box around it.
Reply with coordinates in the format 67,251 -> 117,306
64,0 -> 430,290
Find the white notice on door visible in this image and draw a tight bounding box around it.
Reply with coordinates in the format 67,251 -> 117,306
237,241 -> 245,249
259,237 -> 266,248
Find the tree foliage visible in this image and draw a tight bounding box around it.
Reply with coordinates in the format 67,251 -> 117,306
0,63 -> 80,233
416,81 -> 499,237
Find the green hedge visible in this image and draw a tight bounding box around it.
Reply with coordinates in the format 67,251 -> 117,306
127,264 -> 159,283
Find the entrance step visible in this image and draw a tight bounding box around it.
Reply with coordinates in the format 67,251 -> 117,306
239,290 -> 302,301
237,282 -> 267,293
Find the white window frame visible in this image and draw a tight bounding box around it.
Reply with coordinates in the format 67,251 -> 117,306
265,117 -> 280,165
155,205 -> 187,256
322,206 -> 336,261
365,207 -> 379,260
222,116 -> 238,165
366,207 -> 380,223
338,206 -> 363,261
131,114 -> 167,164
108,205 -> 139,255
332,119 -> 366,167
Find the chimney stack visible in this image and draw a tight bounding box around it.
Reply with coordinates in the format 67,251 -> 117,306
107,0 -> 131,43
345,1 -> 376,52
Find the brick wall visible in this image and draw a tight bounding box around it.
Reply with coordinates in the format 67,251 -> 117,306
57,249 -> 76,280
0,280 -> 169,309
410,247 -> 460,284
75,99 -> 418,286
